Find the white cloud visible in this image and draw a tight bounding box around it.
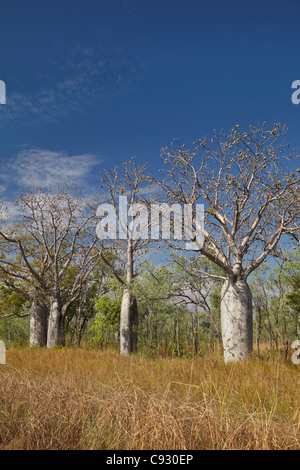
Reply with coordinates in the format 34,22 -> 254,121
0,200 -> 22,222
0,46 -> 145,124
0,183 -> 7,194
1,148 -> 101,192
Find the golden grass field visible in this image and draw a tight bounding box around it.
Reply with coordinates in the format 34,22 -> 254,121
0,347 -> 299,450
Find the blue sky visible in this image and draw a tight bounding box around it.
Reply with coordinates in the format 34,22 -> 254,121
0,0 -> 300,201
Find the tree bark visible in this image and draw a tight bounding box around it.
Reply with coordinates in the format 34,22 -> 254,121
221,278 -> 253,363
120,290 -> 138,355
30,298 -> 48,347
119,241 -> 138,355
47,296 -> 65,348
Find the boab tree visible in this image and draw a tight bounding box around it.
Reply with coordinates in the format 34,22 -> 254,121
0,186 -> 99,348
159,123 -> 300,362
96,158 -> 151,355
0,233 -> 48,347
0,201 -> 49,347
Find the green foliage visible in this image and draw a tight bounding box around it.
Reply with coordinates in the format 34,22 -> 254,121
0,316 -> 30,346
0,285 -> 30,346
131,261 -> 221,357
0,285 -> 27,317
250,253 -> 300,349
285,248 -> 300,318
287,273 -> 300,313
89,295 -> 121,345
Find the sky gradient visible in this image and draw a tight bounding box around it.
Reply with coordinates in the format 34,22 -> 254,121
1,0 -> 300,201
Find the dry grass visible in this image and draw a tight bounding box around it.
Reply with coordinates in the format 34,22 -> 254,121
0,347 -> 299,450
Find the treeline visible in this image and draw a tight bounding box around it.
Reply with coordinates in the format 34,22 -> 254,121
0,239 -> 299,358
0,123 -> 299,362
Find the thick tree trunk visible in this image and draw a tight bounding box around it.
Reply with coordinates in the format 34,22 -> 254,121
30,298 -> 48,347
120,290 -> 138,355
47,296 -> 65,348
119,241 -> 138,355
221,278 -> 253,363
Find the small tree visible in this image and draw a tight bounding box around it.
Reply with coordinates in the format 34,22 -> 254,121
285,248 -> 300,339
64,264 -> 110,347
90,295 -> 122,348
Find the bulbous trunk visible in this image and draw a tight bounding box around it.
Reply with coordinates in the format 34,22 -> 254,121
221,278 -> 253,363
119,239 -> 138,355
47,296 -> 65,348
120,290 -> 138,355
30,298 -> 48,347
